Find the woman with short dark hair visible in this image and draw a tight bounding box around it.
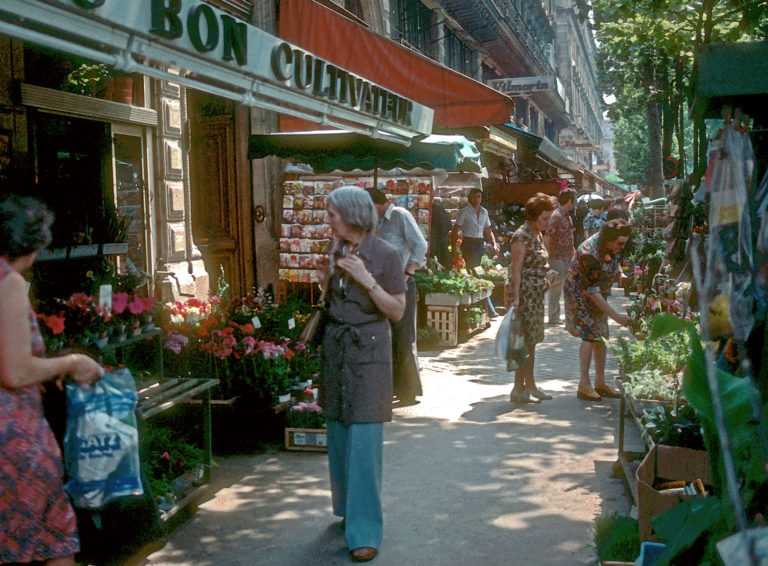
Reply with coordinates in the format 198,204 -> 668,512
316,186 -> 406,562
0,194 -> 103,566
507,193 -> 557,404
564,218 -> 633,401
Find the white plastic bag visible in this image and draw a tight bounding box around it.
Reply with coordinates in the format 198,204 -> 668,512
64,367 -> 144,509
494,308 -> 529,371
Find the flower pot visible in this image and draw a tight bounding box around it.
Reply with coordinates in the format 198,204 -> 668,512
278,393 -> 291,404
96,336 -> 109,349
112,75 -> 134,105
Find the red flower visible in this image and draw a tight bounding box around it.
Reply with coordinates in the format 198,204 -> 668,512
41,314 -> 66,335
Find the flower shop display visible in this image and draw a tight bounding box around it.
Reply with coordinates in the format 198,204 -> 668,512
36,291 -> 158,352
161,288 -> 320,406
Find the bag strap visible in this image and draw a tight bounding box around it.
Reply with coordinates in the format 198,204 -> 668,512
317,255 -> 330,305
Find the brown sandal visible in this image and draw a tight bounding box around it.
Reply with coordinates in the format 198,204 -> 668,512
595,385 -> 621,398
577,386 -> 602,401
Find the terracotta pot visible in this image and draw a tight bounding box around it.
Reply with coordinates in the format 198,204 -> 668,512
112,76 -> 134,105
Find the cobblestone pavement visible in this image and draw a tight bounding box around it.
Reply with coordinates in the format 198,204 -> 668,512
138,291 -> 636,566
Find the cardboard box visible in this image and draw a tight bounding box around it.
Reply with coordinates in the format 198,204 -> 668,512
636,445 -> 711,541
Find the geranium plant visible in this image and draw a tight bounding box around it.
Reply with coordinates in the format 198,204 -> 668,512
161,287 -> 320,405
286,400 -> 325,429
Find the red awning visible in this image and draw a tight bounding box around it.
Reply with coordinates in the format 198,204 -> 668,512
278,0 -> 513,131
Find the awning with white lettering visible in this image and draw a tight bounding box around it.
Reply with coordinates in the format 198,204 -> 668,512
278,0 -> 514,131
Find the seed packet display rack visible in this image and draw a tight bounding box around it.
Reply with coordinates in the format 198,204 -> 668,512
276,175 -> 433,301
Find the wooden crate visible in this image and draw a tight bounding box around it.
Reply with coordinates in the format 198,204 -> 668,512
425,305 -> 458,346
285,427 -> 328,452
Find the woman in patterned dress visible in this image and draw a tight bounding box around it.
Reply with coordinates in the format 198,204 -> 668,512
564,219 -> 632,401
0,195 -> 103,566
507,193 -> 557,404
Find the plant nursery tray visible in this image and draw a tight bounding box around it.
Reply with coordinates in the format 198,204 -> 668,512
285,427 -> 328,452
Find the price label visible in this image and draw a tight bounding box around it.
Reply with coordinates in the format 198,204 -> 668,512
287,318 -> 296,330
99,284 -> 113,311
251,316 -> 261,329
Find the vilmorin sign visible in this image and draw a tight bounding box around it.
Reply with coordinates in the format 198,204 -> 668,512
0,0 -> 433,137
488,76 -> 555,95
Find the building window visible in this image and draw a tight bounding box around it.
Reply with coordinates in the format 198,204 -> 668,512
393,0 -> 434,57
344,0 -> 364,20
444,28 -> 475,76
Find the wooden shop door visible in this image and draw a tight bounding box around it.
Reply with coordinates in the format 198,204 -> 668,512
190,112 -> 253,296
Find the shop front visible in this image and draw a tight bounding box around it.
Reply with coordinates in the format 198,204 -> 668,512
0,0 -> 434,302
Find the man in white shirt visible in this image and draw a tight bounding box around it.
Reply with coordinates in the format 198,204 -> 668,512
367,188 -> 427,404
451,188 -> 499,271
451,188 -> 500,316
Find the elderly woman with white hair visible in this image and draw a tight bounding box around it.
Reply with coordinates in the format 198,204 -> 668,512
315,186 -> 406,563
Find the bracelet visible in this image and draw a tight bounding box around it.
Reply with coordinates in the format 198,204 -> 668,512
365,278 -> 377,292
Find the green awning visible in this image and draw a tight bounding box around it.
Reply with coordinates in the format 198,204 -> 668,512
248,131 -> 483,173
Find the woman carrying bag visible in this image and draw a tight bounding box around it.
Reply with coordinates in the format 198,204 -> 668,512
315,186 -> 406,563
507,193 -> 557,404
0,194 -> 102,566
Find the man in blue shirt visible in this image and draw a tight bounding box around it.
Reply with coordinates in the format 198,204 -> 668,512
367,188 -> 427,404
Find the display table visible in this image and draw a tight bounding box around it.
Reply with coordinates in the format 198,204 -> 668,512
616,388 -> 660,505
136,377 -> 219,522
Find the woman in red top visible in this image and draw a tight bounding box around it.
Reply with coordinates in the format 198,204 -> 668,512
0,194 -> 102,566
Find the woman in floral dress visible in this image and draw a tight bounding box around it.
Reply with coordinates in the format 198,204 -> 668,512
564,219 -> 632,401
507,193 -> 556,404
0,194 -> 102,566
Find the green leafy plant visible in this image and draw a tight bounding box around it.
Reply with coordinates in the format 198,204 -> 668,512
647,313 -> 768,564
413,269 -> 493,296
592,512 -> 641,563
61,62 -> 112,96
623,368 -> 681,401
141,425 -> 204,500
640,403 -> 704,449
608,328 -> 692,376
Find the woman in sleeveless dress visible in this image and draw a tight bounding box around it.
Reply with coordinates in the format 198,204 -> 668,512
0,195 -> 102,566
507,193 -> 557,404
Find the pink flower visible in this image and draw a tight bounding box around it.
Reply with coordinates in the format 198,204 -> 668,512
112,292 -> 129,315
241,336 -> 257,355
127,295 -> 146,315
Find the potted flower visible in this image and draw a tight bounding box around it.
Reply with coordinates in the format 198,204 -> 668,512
285,400 -> 327,451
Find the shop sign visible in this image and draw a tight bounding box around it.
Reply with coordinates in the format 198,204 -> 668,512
488,76 -> 556,96
1,0 -> 433,138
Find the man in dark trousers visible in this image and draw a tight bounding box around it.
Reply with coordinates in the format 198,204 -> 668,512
366,188 -> 427,404
429,201 -> 453,270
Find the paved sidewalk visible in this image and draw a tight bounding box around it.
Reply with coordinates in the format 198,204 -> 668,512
139,293 -> 635,566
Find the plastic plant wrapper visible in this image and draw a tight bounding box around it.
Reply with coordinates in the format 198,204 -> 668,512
64,367 -> 143,509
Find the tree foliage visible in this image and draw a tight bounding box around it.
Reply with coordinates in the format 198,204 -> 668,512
578,0 -> 768,196
613,111 -> 649,185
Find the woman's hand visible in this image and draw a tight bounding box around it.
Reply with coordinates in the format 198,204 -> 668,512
67,354 -> 104,386
335,254 -> 373,287
613,313 -> 629,326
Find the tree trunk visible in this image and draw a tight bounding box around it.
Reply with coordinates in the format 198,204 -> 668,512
645,84 -> 665,199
